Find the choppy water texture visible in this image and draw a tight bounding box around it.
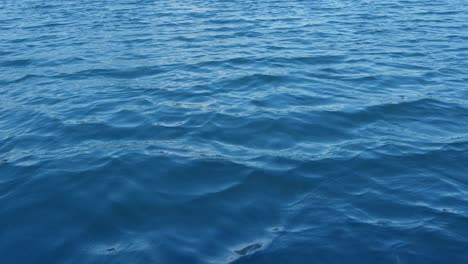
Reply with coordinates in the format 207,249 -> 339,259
1,0 -> 468,263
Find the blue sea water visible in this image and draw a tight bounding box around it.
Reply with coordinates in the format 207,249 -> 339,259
1,0 -> 468,263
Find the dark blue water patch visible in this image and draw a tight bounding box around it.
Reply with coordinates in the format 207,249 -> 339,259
1,0 -> 468,263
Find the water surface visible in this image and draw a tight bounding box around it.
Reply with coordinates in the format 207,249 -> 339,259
1,0 -> 468,263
